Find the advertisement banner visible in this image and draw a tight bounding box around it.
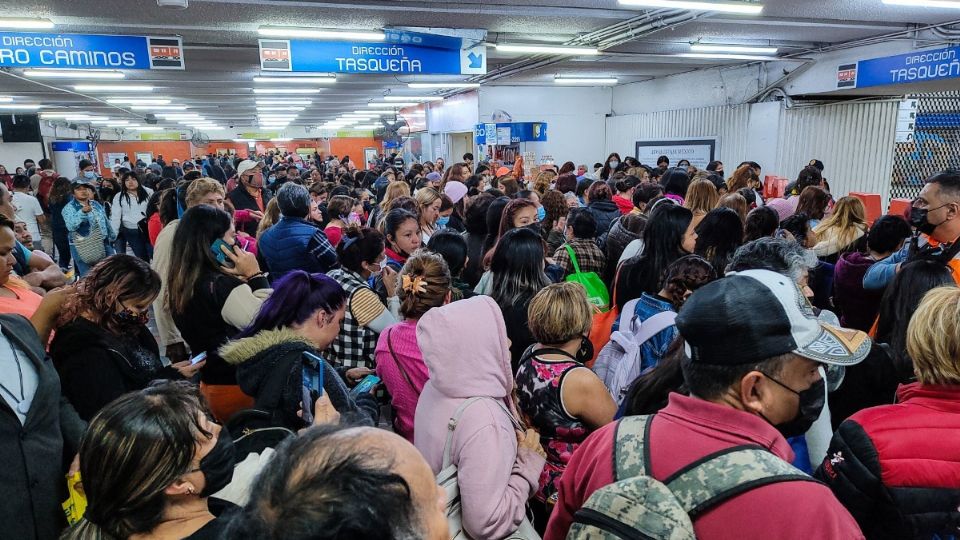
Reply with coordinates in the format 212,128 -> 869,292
635,138 -> 716,170
854,46 -> 960,89
0,32 -> 184,69
259,39 -> 485,75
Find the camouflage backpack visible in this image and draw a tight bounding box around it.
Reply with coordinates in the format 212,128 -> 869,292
568,415 -> 818,540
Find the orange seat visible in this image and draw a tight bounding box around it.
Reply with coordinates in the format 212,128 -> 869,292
887,198 -> 912,220
850,192 -> 882,225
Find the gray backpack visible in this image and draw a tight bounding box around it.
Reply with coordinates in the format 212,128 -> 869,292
568,415 -> 817,540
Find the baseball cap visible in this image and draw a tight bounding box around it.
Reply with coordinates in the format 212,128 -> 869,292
676,269 -> 870,367
765,198 -> 794,223
237,160 -> 262,177
444,181 -> 468,204
71,177 -> 96,189
496,166 -> 511,177
182,160 -> 195,170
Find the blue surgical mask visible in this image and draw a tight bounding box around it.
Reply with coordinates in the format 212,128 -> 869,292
83,170 -> 96,179
536,206 -> 546,222
436,216 -> 450,228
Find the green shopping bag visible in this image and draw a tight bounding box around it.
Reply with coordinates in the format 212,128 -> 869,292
563,244 -> 610,312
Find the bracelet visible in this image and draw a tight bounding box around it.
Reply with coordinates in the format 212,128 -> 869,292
245,271 -> 267,281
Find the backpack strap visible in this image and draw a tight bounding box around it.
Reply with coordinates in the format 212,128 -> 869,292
630,311 -> 677,345
617,298 -> 641,332
613,415 -> 654,480
564,243 -> 583,275
441,397 -> 521,470
664,445 -> 819,519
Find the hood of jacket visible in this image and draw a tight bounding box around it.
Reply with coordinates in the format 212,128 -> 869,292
50,317 -> 113,356
416,295 -> 512,400
607,215 -> 642,247
834,251 -> 876,283
219,327 -> 313,367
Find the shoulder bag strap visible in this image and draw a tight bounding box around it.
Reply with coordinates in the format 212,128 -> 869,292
631,311 -> 678,345
564,243 -> 583,275
613,414 -> 654,480
386,327 -> 418,393
441,397 -> 486,470
665,445 -> 819,519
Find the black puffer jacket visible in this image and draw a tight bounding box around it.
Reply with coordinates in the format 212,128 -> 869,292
219,327 -> 378,429
586,200 -> 621,241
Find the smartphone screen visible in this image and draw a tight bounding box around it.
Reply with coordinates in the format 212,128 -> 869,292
189,351 -> 207,365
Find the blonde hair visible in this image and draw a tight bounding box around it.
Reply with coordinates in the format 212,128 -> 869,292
626,166 -> 649,181
415,187 -> 441,226
255,198 -> 281,239
907,286 -> 960,385
532,171 -> 556,196
813,196 -> 867,249
717,193 -> 748,224
527,282 -> 593,345
684,180 -> 719,215
398,249 -> 451,319
184,177 -> 225,207
379,181 -> 410,212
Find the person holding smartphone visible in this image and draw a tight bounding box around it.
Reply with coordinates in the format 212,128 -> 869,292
167,205 -> 272,422
219,270 -> 379,429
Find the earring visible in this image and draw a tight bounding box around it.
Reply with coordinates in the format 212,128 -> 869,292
187,486 -> 195,495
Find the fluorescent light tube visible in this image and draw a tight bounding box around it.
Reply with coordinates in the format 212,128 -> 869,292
408,82 -> 480,89
74,85 -> 154,91
0,97 -> 11,103
555,77 -> 619,85
270,138 -> 292,142
233,138 -> 257,142
382,96 -> 443,101
495,43 -> 599,55
352,124 -> 381,129
690,44 -> 777,54
253,76 -> 335,83
253,88 -> 321,94
368,102 -> 415,108
256,99 -> 312,105
107,98 -> 171,105
618,0 -> 763,14
128,126 -> 165,131
130,105 -> 190,111
678,52 -> 778,61
0,104 -> 42,110
24,69 -> 125,79
882,0 -> 960,6
257,107 -> 306,111
353,110 -> 390,115
258,27 -> 385,41
0,18 -> 54,29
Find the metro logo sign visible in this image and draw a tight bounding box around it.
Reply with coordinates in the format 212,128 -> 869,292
837,64 -> 857,89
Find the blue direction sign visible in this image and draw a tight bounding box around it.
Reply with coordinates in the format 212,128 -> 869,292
259,39 -> 485,75
847,45 -> 960,89
0,32 -> 184,70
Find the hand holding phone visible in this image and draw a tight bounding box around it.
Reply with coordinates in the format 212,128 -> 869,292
210,239 -> 236,268
349,374 -> 381,397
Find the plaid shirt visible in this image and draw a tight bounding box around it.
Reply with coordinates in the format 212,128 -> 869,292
326,268 -> 380,369
554,237 -> 606,278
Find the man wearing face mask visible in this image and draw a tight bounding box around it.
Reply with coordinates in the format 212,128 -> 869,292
227,160 -> 273,237
546,268 -> 869,540
864,170 -> 960,290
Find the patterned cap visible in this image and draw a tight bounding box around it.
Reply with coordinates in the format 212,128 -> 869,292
676,269 -> 870,367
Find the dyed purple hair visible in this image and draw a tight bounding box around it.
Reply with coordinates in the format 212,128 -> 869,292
235,271 -> 348,338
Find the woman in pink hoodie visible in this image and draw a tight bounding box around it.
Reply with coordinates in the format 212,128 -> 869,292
415,295 -> 547,539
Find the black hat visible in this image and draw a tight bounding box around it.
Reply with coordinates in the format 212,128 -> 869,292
676,269 -> 870,367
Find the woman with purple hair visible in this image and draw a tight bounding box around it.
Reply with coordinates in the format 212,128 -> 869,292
219,270 -> 379,430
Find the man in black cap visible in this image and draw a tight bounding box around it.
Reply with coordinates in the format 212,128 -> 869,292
546,269 -> 869,540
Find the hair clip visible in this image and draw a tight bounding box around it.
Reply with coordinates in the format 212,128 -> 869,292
402,274 -> 428,295
340,235 -> 359,251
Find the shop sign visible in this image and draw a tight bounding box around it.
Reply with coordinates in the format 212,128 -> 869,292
0,32 -> 184,69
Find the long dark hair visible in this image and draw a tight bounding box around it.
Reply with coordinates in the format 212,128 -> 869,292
744,206 -> 780,242
167,205 -> 233,315
236,271 -> 348,339
58,254 -> 161,335
62,381 -> 213,540
660,167 -> 691,198
338,226 -> 385,273
490,227 -> 551,310
694,208 -> 743,277
616,204 -> 693,310
622,337 -> 687,416
875,260 -> 956,380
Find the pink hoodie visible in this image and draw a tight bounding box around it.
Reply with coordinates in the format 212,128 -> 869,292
414,296 -> 546,540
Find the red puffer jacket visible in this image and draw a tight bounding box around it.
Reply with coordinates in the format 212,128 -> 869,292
815,383 -> 960,539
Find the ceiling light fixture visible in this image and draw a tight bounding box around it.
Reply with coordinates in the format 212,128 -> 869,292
368,102 -> 415,108
690,44 -> 778,54
352,124 -> 381,129
408,82 -> 480,89
74,84 -> 154,92
24,69 -> 125,79
618,0 -> 763,14
257,107 -> 306,111
495,43 -> 600,55
270,138 -> 292,142
0,104 -> 42,110
91,119 -> 130,125
256,99 -> 312,105
233,138 -> 257,142
554,77 -> 619,85
382,96 -> 443,102
130,105 -> 190,111
678,52 -> 778,61
253,88 -> 322,94
253,75 -> 336,83
0,97 -> 13,103
107,98 -> 171,105
258,26 -> 385,41
128,126 -> 166,131
0,17 -> 54,29
882,0 -> 960,7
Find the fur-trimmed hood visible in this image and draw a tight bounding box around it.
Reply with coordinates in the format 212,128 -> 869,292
218,327 -> 314,366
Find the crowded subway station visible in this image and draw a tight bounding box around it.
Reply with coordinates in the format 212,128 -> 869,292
4,0 -> 960,539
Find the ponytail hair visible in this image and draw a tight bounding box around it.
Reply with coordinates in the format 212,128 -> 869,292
338,225 -> 385,273
398,250 -> 451,319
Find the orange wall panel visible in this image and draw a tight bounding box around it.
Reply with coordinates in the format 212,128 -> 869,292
97,141 -> 192,177
330,137 -> 379,168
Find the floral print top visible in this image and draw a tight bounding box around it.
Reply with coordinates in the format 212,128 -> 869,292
515,352 -> 589,504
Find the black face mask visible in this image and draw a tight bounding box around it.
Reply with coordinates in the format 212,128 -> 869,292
113,309 -> 149,328
198,429 -> 236,497
760,376 -> 825,439
910,205 -> 948,237
576,336 -> 594,364
524,222 -> 543,237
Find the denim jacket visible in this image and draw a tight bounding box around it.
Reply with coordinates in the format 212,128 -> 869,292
611,292 -> 678,374
62,198 -> 116,242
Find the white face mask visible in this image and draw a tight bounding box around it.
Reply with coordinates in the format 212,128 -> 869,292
609,161 -> 619,169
